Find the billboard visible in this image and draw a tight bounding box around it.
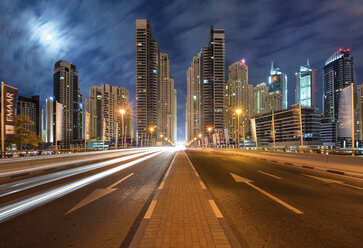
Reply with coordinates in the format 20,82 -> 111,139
2,83 -> 18,139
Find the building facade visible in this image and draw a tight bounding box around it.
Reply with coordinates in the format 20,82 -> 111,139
186,54 -> 201,142
85,84 -> 132,143
224,59 -> 253,141
255,107 -> 321,147
53,60 -> 83,148
268,62 -> 287,110
200,27 -> 225,134
16,95 -> 42,137
322,49 -> 355,145
295,61 -> 318,109
45,97 -> 54,143
160,52 -> 177,143
358,83 -> 363,141
253,82 -> 269,115
135,19 -> 160,143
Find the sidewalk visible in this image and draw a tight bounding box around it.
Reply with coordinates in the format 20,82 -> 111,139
130,151 -> 239,248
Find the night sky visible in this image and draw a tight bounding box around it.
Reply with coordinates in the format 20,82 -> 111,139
1,0 -> 363,142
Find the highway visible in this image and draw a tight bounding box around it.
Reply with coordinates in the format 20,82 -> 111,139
0,148 -> 176,248
186,149 -> 363,248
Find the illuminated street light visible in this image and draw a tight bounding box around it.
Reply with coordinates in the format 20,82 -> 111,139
120,109 -> 126,148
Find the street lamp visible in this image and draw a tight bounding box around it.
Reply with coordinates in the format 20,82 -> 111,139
160,134 -> 164,146
208,127 -> 212,147
198,133 -> 202,147
120,109 -> 125,148
236,109 -> 242,149
149,127 -> 154,146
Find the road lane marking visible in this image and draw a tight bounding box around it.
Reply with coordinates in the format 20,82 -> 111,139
200,181 -> 206,189
158,181 -> 165,190
230,173 -> 303,214
209,200 -> 223,218
65,173 -> 134,215
303,174 -> 363,190
0,149 -> 168,223
144,200 -> 157,219
258,170 -> 281,180
107,173 -> 134,189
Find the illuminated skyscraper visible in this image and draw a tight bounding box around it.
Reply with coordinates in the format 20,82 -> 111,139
200,27 -> 225,134
186,54 -> 201,142
295,60 -> 318,109
323,49 -> 355,120
53,60 -> 82,148
160,52 -> 177,144
16,95 -> 42,137
358,83 -> 363,140
253,82 -> 269,114
135,19 -> 160,143
225,59 -> 253,138
268,62 -> 287,110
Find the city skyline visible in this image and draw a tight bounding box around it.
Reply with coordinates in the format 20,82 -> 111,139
1,1 -> 363,142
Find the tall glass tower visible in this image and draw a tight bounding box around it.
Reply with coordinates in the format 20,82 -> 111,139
295,60 -> 318,109
268,62 -> 287,110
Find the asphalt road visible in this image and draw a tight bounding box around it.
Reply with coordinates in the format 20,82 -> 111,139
0,148 -> 176,248
186,149 -> 363,248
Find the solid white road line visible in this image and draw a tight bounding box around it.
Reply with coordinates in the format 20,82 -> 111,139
158,181 -> 165,190
258,170 -> 281,180
200,181 -> 206,189
230,173 -> 303,215
304,174 -> 363,190
209,200 -> 223,218
144,200 -> 157,219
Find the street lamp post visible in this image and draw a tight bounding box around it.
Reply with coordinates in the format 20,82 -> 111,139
236,109 -> 242,149
208,127 -> 212,148
149,127 -> 154,147
120,109 -> 125,148
160,134 -> 164,146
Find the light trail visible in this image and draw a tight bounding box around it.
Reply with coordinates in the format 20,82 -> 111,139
0,148 -> 171,223
0,149 -> 157,198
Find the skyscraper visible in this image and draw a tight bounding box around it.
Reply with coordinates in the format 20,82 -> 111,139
253,82 -> 269,114
85,84 -> 132,142
186,54 -> 201,142
225,59 -> 253,138
357,83 -> 363,141
160,52 -> 177,143
135,19 -> 160,143
268,62 -> 287,110
295,60 -> 318,109
323,49 -> 355,120
45,97 -> 54,143
16,95 -> 42,138
322,49 -> 355,146
53,60 -> 82,148
200,27 -> 225,134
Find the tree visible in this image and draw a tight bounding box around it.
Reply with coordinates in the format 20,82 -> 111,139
6,114 -> 42,149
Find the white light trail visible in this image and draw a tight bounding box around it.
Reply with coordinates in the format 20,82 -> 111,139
0,148 -> 171,223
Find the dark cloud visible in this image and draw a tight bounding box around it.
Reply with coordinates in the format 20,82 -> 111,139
1,0 -> 362,142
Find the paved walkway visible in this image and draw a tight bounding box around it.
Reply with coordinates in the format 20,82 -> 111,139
130,151 -> 239,248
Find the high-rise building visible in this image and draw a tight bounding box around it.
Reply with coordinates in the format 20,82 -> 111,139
323,49 -> 355,120
186,54 -> 201,142
268,62 -> 287,110
225,59 -> 253,139
200,26 -> 225,134
322,49 -> 355,146
85,84 -> 132,143
358,83 -> 363,140
266,91 -> 283,112
53,60 -> 83,148
160,52 -> 177,143
135,19 -> 160,143
253,82 -> 269,115
16,95 -> 42,137
295,60 -> 318,109
45,97 -> 54,143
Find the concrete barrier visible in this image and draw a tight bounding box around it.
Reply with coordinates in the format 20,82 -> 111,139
206,148 -> 363,178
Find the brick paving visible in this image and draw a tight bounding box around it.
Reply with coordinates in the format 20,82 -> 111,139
137,151 -> 232,248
